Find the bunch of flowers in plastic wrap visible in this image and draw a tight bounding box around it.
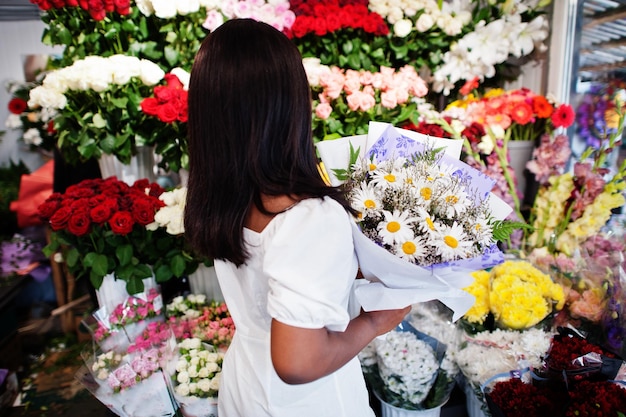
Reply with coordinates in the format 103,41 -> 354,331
359,321 -> 448,411
169,337 -> 224,416
165,294 -> 235,350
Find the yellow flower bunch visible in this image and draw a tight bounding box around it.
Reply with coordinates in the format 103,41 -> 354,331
463,260 -> 565,331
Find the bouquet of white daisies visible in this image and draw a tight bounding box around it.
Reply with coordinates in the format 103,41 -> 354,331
316,122 -> 517,321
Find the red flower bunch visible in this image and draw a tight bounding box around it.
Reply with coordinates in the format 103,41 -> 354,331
38,177 -> 194,294
140,71 -> 190,173
140,73 -> 188,124
460,88 -> 575,142
288,0 -> 388,38
29,0 -> 130,20
565,380 -> 626,416
545,332 -> 615,372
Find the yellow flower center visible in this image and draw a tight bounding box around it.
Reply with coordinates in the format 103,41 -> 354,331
387,221 -> 401,233
426,218 -> 436,231
475,224 -> 482,231
444,235 -> 458,248
445,195 -> 459,204
402,241 -> 416,255
421,188 -> 432,200
364,199 -> 376,209
369,163 -> 377,171
384,174 -> 396,183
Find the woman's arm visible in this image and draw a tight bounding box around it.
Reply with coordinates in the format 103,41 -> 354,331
270,306 -> 411,385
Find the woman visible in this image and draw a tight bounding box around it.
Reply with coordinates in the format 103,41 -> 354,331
185,18 -> 410,417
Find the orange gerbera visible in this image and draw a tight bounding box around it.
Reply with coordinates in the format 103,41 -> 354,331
532,95 -> 553,119
510,101 -> 533,125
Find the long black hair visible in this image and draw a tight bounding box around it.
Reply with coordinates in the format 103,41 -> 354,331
184,18 -> 353,266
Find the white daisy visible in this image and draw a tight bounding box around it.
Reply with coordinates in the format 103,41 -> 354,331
395,237 -> 428,262
438,188 -> 472,218
370,167 -> 403,190
431,222 -> 474,261
377,210 -> 417,245
414,207 -> 439,234
468,214 -> 493,247
350,182 -> 382,220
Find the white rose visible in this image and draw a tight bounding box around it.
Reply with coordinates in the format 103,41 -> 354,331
198,367 -> 210,378
27,86 -> 67,110
176,0 -> 201,15
23,128 -> 43,146
204,362 -> 219,373
177,371 -> 190,384
152,0 -> 178,18
393,19 -> 413,38
205,352 -> 219,363
188,367 -> 199,378
197,378 -> 212,392
209,374 -> 220,391
176,359 -> 189,373
415,13 -> 435,32
97,369 -> 109,380
139,60 -> 166,86
134,0 -> 154,16
175,383 -> 190,397
190,356 -> 200,366
188,382 -> 198,394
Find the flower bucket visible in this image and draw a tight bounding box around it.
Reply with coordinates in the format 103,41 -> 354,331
188,264 -> 223,302
374,390 -> 443,417
98,145 -> 156,185
506,140 -> 534,197
464,382 -> 491,417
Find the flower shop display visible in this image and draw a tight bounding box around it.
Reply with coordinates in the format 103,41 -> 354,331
37,177 -> 199,295
575,80 -> 626,150
26,54 -> 166,169
359,320 -> 451,416
4,79 -> 57,155
444,87 -> 576,219
522,98 -> 625,255
456,259 -> 565,417
169,337 -> 223,417
482,328 -> 626,417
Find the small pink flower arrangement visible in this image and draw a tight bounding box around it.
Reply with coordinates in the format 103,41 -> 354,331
128,321 -> 173,353
107,348 -> 161,393
108,288 -> 163,328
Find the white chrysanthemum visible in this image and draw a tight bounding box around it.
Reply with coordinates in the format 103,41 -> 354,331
395,236 -> 428,262
431,222 -> 473,261
377,210 -> 417,245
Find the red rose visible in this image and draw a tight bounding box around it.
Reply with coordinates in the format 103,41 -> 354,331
154,85 -> 177,103
49,206 -> 73,230
38,199 -> 61,220
66,0 -> 79,6
140,97 -> 160,116
132,199 -> 156,226
8,97 -> 27,115
164,73 -> 184,90
157,102 -> 179,123
67,209 -> 91,236
109,211 -> 134,235
90,203 -> 113,224
114,0 -> 130,14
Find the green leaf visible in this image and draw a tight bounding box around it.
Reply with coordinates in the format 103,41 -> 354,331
491,220 -> 533,242
92,253 -> 109,276
154,264 -> 172,283
66,247 -> 80,267
90,271 -> 105,290
125,277 -> 145,295
116,244 -> 133,266
92,113 -> 106,129
170,254 -> 186,277
135,264 -> 153,279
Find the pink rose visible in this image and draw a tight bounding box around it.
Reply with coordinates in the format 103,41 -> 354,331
315,102 -> 332,120
380,91 -> 398,109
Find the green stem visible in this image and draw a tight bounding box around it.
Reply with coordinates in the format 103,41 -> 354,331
494,129 -> 523,220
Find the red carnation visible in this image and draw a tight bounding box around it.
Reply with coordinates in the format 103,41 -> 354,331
67,209 -> 91,236
8,97 -> 27,115
109,211 -> 134,235
552,104 -> 575,129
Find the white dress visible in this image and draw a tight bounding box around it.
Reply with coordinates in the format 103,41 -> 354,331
214,197 -> 376,417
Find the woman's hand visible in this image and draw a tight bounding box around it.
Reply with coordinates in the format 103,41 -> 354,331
360,305 -> 412,337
